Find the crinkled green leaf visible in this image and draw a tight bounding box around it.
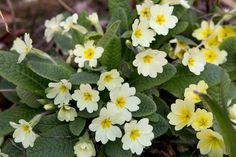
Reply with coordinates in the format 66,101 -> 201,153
69,117 -> 86,136
161,64 -> 225,98
104,140 -> 132,157
100,35 -> 121,70
69,72 -> 99,85
16,86 -> 42,108
0,52 -> 49,94
130,64 -> 176,92
0,79 -> 20,103
220,37 -> 236,79
132,93 -> 157,117
35,114 -> 62,133
151,114 -> 169,138
28,60 -> 74,81
27,125 -> 75,157
2,141 -> 24,157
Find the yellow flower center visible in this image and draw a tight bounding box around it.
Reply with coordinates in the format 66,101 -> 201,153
188,58 -> 195,67
143,55 -> 153,64
205,36 -> 220,47
22,125 -> 31,134
196,117 -> 209,128
201,28 -> 212,39
25,47 -> 30,54
101,118 -> 112,129
204,50 -> 217,63
84,48 -> 95,60
155,15 -> 166,26
59,85 -> 68,93
208,136 -> 221,147
115,97 -> 126,108
83,92 -> 93,101
179,108 -> 192,123
130,129 -> 141,141
103,74 -> 113,83
134,29 -> 143,39
141,7 -> 150,18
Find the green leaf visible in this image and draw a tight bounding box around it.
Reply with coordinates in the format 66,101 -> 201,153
161,64 -> 225,98
151,114 -> 169,138
2,141 -> 24,157
154,97 -> 170,117
27,125 -> 75,157
35,114 -> 62,133
132,93 -> 157,117
69,72 -> 99,85
0,79 -> 20,103
16,86 -> 42,108
130,64 -> 176,92
72,30 -> 84,46
78,11 -> 92,29
207,69 -> 231,106
0,52 -> 49,94
54,33 -> 73,52
108,0 -> 129,16
173,0 -> 194,18
104,140 -> 132,157
220,37 -> 236,79
0,105 -> 40,136
97,20 -> 121,47
69,117 -> 86,136
146,113 -> 160,122
28,60 -> 74,81
108,7 -> 128,31
100,36 -> 122,70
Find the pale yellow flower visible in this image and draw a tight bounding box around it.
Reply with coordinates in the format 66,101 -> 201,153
217,25 -> 236,42
184,80 -> 208,103
167,99 -> 195,130
191,109 -> 213,131
192,21 -> 215,41
196,129 -> 226,157
201,47 -> 227,65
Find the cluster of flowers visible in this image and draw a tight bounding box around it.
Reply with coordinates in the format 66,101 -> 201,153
9,69 -> 155,156
130,0 -> 183,78
167,80 -> 226,157
174,20 -> 236,75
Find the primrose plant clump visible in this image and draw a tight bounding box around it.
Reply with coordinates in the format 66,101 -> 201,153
0,0 -> 236,157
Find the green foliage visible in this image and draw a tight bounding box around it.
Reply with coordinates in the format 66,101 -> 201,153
100,35 -> 122,70
0,79 -> 20,103
54,33 -> 73,52
220,37 -> 236,80
16,86 -> 42,108
0,52 -> 49,94
108,0 -> 129,17
2,141 -> 24,157
132,93 -> 157,117
69,117 -> 86,136
26,125 -> 75,157
104,140 -> 132,157
0,105 -> 40,136
130,64 -> 176,92
151,114 -> 169,138
161,64 -> 225,98
35,114 -> 62,133
28,60 -> 74,81
69,72 -> 99,85
98,21 -> 122,70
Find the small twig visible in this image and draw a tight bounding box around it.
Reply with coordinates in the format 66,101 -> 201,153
0,10 -> 9,32
57,0 -> 74,13
0,89 -> 16,92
